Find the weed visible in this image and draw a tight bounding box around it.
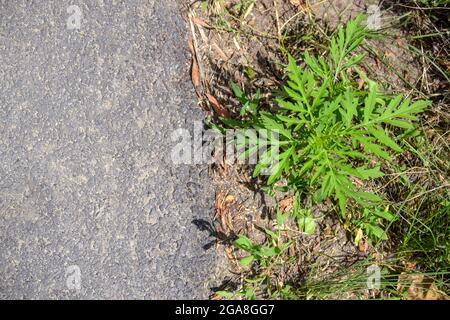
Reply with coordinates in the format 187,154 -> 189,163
222,15 -> 431,242
217,208 -> 295,299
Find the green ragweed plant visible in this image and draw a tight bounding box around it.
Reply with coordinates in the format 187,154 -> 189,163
217,209 -> 294,300
223,16 -> 431,241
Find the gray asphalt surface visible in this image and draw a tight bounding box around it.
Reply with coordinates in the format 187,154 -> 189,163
0,0 -> 217,299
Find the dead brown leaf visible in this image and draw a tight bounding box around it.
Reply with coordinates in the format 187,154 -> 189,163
350,176 -> 364,188
205,92 -> 231,118
225,195 -> 235,204
358,239 -> 369,253
290,0 -> 303,6
225,246 -> 236,263
188,38 -> 202,97
215,192 -> 235,234
397,273 -> 450,300
404,261 -> 417,271
289,243 -> 296,257
191,16 -> 212,29
279,197 -> 293,212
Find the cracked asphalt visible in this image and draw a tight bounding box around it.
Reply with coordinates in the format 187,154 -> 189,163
0,0 -> 217,299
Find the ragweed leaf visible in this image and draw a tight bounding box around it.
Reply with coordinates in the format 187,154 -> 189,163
240,255 -> 255,267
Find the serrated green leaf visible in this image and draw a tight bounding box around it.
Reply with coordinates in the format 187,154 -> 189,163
356,166 -> 384,179
240,255 -> 255,266
385,119 -> 414,129
311,164 -> 326,185
238,145 -> 258,161
233,235 -> 253,251
361,139 -> 391,160
276,114 -> 305,127
277,99 -> 305,113
385,94 -> 403,114
276,210 -> 290,227
373,209 -> 397,222
298,158 -> 315,177
216,291 -> 235,299
408,99 -> 431,113
345,53 -> 366,69
336,190 -> 347,218
321,172 -> 333,197
260,113 -> 292,139
267,146 -> 294,185
368,127 -> 403,152
230,81 -> 244,101
367,224 -> 388,240
253,147 -> 276,177
261,246 -> 280,257
350,190 -> 382,204
298,215 -> 316,235
364,82 -> 378,122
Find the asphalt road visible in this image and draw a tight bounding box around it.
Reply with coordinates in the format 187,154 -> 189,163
0,0 -> 217,299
